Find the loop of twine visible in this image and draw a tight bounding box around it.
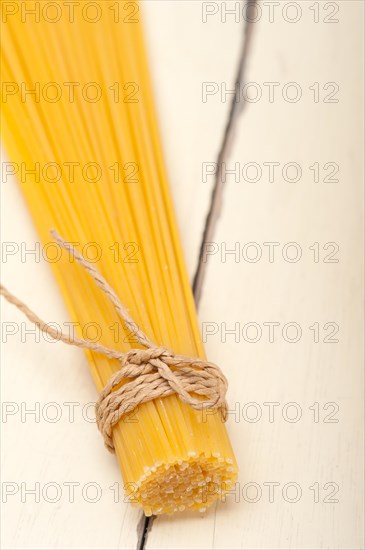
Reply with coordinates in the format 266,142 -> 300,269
0,230 -> 228,453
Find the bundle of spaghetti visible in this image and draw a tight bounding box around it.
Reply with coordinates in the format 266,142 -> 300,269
1,1 -> 238,515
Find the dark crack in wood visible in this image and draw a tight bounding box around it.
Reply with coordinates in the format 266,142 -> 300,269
137,513 -> 155,550
193,0 -> 258,305
138,3 -> 257,548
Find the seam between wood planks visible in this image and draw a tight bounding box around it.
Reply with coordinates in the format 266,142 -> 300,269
137,2 -> 258,549
192,0 -> 258,307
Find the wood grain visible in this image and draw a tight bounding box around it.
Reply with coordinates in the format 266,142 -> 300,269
1,1 -> 363,549
0,1 -> 241,549
146,2 -> 364,549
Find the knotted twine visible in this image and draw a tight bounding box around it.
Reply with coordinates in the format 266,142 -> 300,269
0,230 -> 228,453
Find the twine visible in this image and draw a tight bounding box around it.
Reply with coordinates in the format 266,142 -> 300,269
0,230 -> 228,453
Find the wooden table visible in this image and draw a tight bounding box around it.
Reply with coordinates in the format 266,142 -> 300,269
1,1 -> 363,549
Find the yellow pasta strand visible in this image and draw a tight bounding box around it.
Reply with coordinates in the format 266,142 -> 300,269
1,0 -> 238,515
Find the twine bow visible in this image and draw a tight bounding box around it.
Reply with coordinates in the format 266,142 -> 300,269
0,230 -> 228,453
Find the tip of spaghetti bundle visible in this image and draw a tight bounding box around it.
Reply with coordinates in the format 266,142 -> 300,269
135,453 -> 238,516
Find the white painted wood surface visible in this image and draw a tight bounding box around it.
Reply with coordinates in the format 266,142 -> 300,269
146,2 -> 365,549
1,1 -> 363,550
1,1 -> 240,549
